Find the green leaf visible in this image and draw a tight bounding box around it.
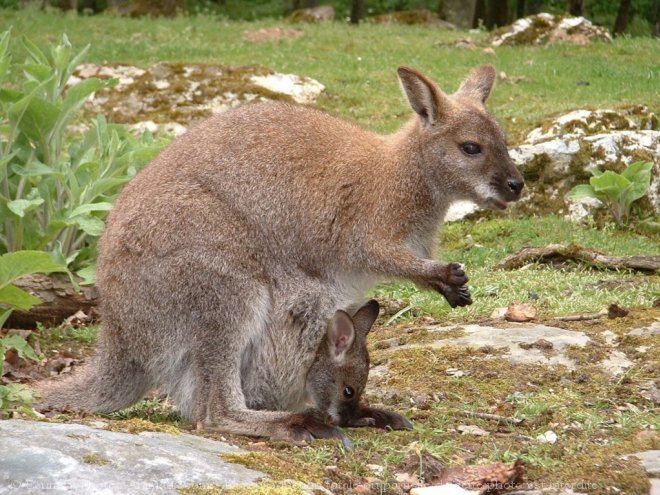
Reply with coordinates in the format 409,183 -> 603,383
9,92 -> 60,148
69,202 -> 113,217
0,251 -> 68,290
7,198 -> 45,218
589,171 -> 631,202
20,63 -> 53,84
0,309 -> 11,330
0,335 -> 39,362
70,215 -> 105,236
20,35 -> 49,66
10,160 -> 63,178
0,284 -> 41,312
621,161 -> 653,205
568,184 -> 599,201
0,88 -> 23,104
76,264 -> 96,286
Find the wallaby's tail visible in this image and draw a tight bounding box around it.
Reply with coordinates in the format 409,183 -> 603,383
35,352 -> 150,414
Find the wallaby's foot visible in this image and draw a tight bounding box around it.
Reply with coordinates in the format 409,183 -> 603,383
422,262 -> 473,308
346,405 -> 413,431
275,413 -> 353,449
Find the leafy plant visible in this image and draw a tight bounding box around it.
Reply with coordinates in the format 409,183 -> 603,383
568,162 -> 654,226
0,250 -> 68,416
0,29 -> 163,276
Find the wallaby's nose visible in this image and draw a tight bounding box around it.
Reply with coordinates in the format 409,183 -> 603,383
507,178 -> 524,195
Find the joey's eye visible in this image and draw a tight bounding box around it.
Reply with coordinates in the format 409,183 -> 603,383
343,386 -> 355,399
460,142 -> 482,156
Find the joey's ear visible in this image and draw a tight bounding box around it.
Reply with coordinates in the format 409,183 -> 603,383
328,310 -> 356,362
351,299 -> 380,337
397,66 -> 449,128
456,64 -> 496,104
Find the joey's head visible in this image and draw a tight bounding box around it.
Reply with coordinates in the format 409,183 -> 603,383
306,300 -> 379,426
397,65 -> 524,211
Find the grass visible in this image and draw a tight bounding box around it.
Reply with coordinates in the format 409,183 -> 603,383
3,9 -> 658,495
1,8 -> 659,141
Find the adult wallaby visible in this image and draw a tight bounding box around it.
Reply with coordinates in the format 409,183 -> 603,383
40,65 -> 522,441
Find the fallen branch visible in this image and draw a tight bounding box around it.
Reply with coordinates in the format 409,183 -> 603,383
554,313 -> 606,322
495,243 -> 660,273
6,273 -> 98,329
460,411 -> 523,426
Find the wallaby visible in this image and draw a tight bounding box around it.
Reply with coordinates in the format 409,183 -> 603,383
40,65 -> 522,441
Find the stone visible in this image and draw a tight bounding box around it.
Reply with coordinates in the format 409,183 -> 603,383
68,63 -> 325,136
536,430 -> 558,444
491,13 -> 612,46
0,420 -> 264,494
628,450 -> 660,477
507,106 -> 660,219
250,73 -> 325,105
287,5 -> 335,23
628,321 -> 660,337
420,323 -> 590,369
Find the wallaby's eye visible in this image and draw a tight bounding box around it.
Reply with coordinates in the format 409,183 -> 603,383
460,142 -> 482,156
343,386 -> 355,399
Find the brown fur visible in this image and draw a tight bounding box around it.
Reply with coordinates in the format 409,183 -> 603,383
38,65 -> 522,442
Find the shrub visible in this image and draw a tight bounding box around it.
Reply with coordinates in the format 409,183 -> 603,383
0,29 -> 164,279
568,162 -> 654,226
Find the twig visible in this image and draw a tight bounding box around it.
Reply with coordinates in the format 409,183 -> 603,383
554,312 -> 606,322
460,411 -> 523,426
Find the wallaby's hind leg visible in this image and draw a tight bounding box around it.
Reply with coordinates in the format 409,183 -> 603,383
38,337 -> 151,414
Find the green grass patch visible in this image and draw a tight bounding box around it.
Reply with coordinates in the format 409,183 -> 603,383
1,9 -> 658,140
374,215 -> 659,322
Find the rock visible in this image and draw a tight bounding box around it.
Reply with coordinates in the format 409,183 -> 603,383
505,303 -> 537,322
627,450 -> 660,477
508,106 -> 660,219
628,321 -> 660,337
599,350 -> 633,376
491,13 -> 612,46
419,323 -> 590,369
0,420 -> 263,494
536,430 -> 558,444
69,63 -> 325,136
456,425 -> 490,436
250,73 -> 325,105
287,5 -> 335,23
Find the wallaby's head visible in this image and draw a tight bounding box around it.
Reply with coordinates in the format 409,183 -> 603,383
397,65 -> 524,211
306,300 -> 380,426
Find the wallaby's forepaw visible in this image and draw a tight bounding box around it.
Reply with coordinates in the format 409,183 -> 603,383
443,285 -> 473,308
346,406 -> 413,431
277,413 -> 353,449
422,262 -> 473,308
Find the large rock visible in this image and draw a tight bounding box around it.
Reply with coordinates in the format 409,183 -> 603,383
491,13 -> 612,46
0,420 -> 263,494
287,5 -> 335,23
69,63 -> 325,136
508,106 -> 660,220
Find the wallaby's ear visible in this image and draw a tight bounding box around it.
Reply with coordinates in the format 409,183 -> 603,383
397,66 -> 449,128
328,310 -> 356,362
456,64 -> 496,104
351,299 -> 380,337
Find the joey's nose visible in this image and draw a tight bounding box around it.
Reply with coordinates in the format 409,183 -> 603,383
507,178 -> 524,195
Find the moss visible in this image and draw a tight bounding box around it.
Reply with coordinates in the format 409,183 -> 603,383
221,452 -> 326,484
82,452 -> 112,466
492,14 -> 556,46
102,418 -> 181,434
81,62 -> 291,127
179,481 -> 310,495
